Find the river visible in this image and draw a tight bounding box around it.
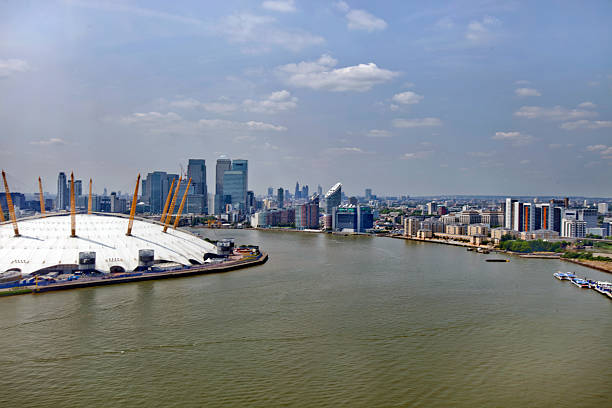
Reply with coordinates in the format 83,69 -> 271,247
1,229 -> 610,407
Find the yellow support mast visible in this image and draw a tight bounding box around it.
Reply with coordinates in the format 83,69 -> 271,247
88,178 -> 93,214
173,177 -> 191,229
38,177 -> 46,217
2,170 -> 20,236
163,176 -> 181,233
160,178 -> 175,224
126,174 -> 140,236
70,172 -> 76,237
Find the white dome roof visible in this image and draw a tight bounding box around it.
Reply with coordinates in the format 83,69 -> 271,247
0,214 -> 216,275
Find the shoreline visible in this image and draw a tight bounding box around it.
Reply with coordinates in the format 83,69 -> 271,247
0,253 -> 268,298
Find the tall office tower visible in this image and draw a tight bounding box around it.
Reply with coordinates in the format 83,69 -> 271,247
73,180 -> 82,197
324,183 -> 342,214
598,202 -> 609,214
427,202 -> 437,215
56,172 -> 68,210
103,187 -> 107,196
365,188 -> 372,200
294,182 -> 300,200
317,185 -> 323,196
215,157 -> 231,214
222,159 -> 248,212
267,187 -> 274,197
504,198 -> 518,229
302,185 -> 309,200
142,171 -> 175,213
277,188 -> 284,208
247,191 -> 255,210
187,159 -> 207,214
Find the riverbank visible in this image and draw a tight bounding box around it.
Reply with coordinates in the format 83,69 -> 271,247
562,258 -> 612,274
0,253 -> 268,298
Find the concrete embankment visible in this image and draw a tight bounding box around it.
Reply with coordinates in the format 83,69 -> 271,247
562,258 -> 612,274
1,253 -> 268,298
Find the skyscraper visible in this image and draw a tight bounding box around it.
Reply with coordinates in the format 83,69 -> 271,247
324,183 -> 342,214
187,159 -> 207,214
56,172 -> 68,210
215,157 -> 231,214
142,171 -> 176,213
302,185 -> 309,200
223,159 -> 248,212
295,182 -> 300,200
277,188 -> 284,208
74,180 -> 82,197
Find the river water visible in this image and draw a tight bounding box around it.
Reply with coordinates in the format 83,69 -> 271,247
1,230 -> 610,407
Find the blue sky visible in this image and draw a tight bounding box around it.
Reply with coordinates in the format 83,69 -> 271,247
1,0 -> 611,197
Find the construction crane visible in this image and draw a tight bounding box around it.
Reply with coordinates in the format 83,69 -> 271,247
70,172 -> 76,237
173,177 -> 191,229
2,170 -> 20,236
160,178 -> 175,224
38,177 -> 46,217
163,176 -> 181,233
126,174 -> 140,236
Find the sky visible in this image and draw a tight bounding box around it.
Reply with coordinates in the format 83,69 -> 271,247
0,0 -> 611,197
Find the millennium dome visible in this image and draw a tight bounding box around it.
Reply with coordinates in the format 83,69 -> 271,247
0,213 -> 217,276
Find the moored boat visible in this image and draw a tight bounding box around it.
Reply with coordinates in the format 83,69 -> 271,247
571,278 -> 590,288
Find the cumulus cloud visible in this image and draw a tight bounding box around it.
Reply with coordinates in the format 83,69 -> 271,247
0,58 -> 30,78
277,54 -> 398,92
514,105 -> 597,121
262,0 -> 296,13
119,111 -> 182,125
29,138 -> 66,146
515,88 -> 541,97
243,90 -> 298,113
560,120 -> 612,130
392,91 -> 423,105
402,150 -> 433,160
199,119 -> 287,131
219,13 -> 324,53
334,2 -> 387,32
466,16 -> 500,43
168,98 -> 238,113
393,118 -> 442,128
367,129 -> 391,138
577,101 -> 596,109
492,131 -> 534,146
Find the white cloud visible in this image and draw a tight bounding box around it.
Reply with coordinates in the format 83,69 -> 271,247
392,91 -> 423,105
66,0 -> 202,25
346,9 -> 387,31
0,59 -> 30,78
560,120 -> 612,130
402,150 -> 433,160
168,98 -> 238,113
219,13 -> 324,53
117,112 -> 287,133
466,16 -> 500,43
325,146 -> 365,154
119,111 -> 182,125
577,101 -> 596,109
277,54 -> 398,92
586,145 -> 612,160
514,105 -> 597,121
262,0 -> 296,13
29,138 -> 66,146
243,90 -> 298,114
335,2 -> 387,32
367,129 -> 391,138
199,119 -> 287,132
492,131 -> 534,146
393,118 -> 442,128
515,79 -> 530,85
515,88 -> 541,97
334,1 -> 350,12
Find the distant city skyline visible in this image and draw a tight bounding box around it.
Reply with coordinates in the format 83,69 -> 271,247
1,1 -> 611,196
